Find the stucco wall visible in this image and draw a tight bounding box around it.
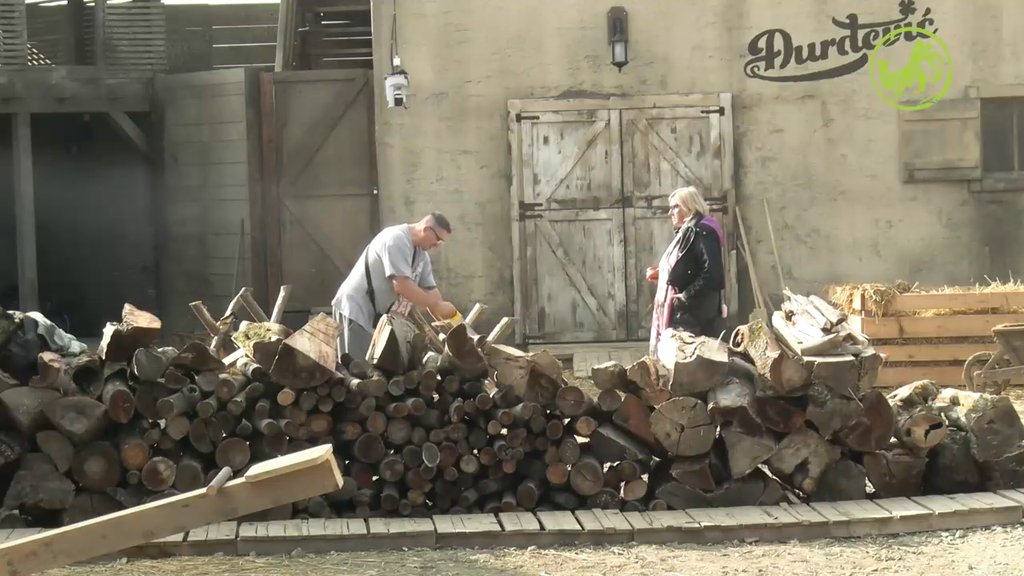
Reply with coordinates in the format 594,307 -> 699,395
370,0 -> 1024,335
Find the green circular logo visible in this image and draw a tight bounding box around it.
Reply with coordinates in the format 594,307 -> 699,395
870,27 -> 953,111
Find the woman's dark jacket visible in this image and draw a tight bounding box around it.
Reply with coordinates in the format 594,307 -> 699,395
665,212 -> 725,324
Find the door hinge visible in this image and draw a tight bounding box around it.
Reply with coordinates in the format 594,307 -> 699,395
515,113 -> 541,122
519,201 -> 544,219
700,106 -> 726,116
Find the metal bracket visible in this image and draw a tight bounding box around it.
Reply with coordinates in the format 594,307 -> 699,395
700,105 -> 726,116
515,113 -> 541,122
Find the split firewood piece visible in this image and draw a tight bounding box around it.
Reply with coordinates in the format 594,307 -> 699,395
809,457 -> 866,502
101,368 -> 135,424
68,353 -> 103,398
624,357 -> 671,406
98,303 -> 162,363
554,385 -> 594,418
61,492 -> 123,526
71,441 -> 123,492
131,347 -> 178,382
720,424 -> 777,479
707,376 -> 764,435
43,397 -> 109,445
767,426 -> 841,495
659,455 -> 720,492
0,386 -> 62,435
141,456 -> 177,492
270,285 -> 293,324
752,396 -> 806,434
568,453 -> 605,497
35,430 -> 73,474
771,311 -> 845,356
888,380 -> 949,454
835,390 -> 896,452
855,348 -> 884,392
170,342 -> 226,373
612,393 -> 660,450
28,352 -> 76,395
863,446 -> 927,498
731,319 -> 810,396
588,423 -> 653,464
484,317 -> 515,346
269,313 -> 339,390
443,322 -> 489,380
923,429 -> 984,494
656,330 -> 729,396
803,354 -> 860,399
808,294 -> 847,330
591,361 -> 628,391
2,453 -> 75,512
804,383 -> 864,440
650,397 -> 716,457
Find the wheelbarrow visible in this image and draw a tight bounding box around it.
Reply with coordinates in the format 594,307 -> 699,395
962,322 -> 1024,395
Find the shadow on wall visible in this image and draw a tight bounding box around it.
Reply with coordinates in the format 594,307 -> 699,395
0,113 -> 157,338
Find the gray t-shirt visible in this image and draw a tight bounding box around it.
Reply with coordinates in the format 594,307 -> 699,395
331,224 -> 436,332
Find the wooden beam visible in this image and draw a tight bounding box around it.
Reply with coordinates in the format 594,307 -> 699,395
94,0 -> 106,70
12,113 -> 39,313
105,112 -> 149,158
0,444 -> 343,576
274,0 -> 296,71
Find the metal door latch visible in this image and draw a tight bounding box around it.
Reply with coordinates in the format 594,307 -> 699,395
700,106 -> 726,116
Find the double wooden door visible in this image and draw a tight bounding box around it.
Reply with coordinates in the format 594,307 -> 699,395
508,95 -> 735,344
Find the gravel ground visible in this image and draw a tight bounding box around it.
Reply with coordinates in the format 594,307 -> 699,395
39,387 -> 1024,576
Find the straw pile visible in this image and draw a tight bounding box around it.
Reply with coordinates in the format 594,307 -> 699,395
827,279 -> 1024,318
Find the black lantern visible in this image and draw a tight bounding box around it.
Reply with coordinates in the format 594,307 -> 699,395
607,6 -> 629,70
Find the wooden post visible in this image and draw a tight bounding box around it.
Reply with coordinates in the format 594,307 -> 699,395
12,112 -> 38,312
93,0 -> 106,69
274,0 -> 296,71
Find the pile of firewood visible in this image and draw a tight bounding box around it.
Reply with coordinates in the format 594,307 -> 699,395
1,287 -> 1021,530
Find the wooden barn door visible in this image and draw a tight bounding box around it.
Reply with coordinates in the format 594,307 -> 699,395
622,105 -> 728,340
513,109 -> 628,343
509,95 -> 735,345
260,69 -> 379,323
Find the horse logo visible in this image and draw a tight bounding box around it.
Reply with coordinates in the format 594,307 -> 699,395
870,27 -> 953,111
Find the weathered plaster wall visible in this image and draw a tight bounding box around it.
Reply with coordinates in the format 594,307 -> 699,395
371,0 -> 1024,335
0,114 -> 157,337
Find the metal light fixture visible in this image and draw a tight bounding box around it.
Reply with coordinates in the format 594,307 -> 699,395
607,6 -> 629,71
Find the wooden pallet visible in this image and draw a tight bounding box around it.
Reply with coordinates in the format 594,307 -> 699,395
4,490 -> 1021,559
845,289 -> 1024,388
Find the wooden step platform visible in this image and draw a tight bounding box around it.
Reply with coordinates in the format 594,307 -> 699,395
2,490 -> 1022,562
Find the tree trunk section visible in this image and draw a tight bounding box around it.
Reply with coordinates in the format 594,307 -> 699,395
650,397 -> 716,457
656,331 -> 730,396
141,456 -> 177,492
864,447 -> 927,497
731,319 -> 810,396
43,396 -> 109,445
835,390 -> 896,452
71,441 -> 123,492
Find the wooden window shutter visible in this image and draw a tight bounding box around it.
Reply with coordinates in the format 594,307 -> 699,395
899,98 -> 981,182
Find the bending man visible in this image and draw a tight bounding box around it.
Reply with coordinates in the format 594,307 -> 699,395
331,212 -> 459,362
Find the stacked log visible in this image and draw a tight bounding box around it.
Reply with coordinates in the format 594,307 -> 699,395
0,289 -> 1022,529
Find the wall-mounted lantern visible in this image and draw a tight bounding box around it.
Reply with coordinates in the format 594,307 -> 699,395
607,6 -> 629,71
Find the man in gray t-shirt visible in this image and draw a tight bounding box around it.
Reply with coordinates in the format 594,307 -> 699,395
331,212 -> 458,361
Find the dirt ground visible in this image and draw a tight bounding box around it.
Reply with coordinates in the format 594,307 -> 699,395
41,388 -> 1024,576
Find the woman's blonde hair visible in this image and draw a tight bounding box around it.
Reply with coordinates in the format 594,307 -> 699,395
668,186 -> 709,216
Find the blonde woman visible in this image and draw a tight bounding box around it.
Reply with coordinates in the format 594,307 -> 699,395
646,186 -> 725,354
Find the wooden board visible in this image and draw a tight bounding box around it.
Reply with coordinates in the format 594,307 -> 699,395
875,365 -> 1024,389
367,518 -> 435,549
433,514 -> 504,547
496,511 -> 544,547
184,522 -> 238,555
854,291 -> 1024,313
910,492 -> 1023,531
0,445 -> 343,576
876,343 -> 996,362
622,510 -> 701,544
572,509 -> 634,545
849,313 -> 1024,339
808,500 -> 898,538
237,518 -> 370,555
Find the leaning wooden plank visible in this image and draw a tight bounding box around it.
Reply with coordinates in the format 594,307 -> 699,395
0,444 -> 343,576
